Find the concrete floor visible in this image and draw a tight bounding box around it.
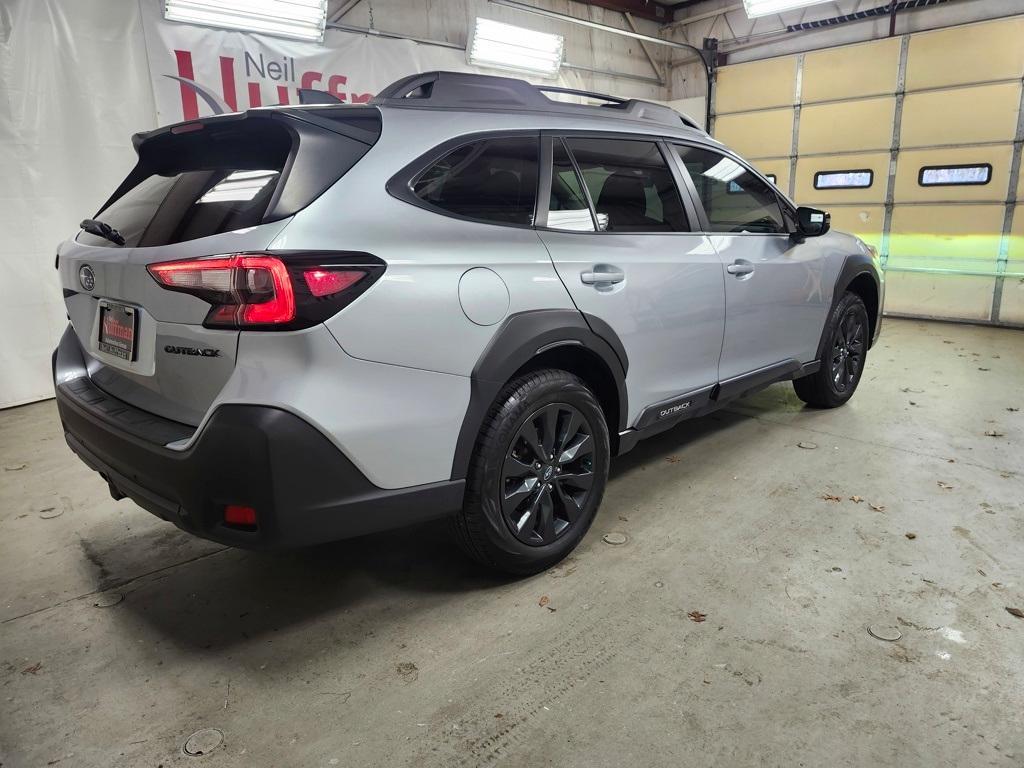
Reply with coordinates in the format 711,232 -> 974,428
1,317 -> 1022,767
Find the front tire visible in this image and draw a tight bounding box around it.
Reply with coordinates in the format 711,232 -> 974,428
793,291 -> 869,408
452,369 -> 610,575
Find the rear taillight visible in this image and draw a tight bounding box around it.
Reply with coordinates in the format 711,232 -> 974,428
147,252 -> 383,330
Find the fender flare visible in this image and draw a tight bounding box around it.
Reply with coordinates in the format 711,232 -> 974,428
813,253 -> 882,364
450,309 -> 628,481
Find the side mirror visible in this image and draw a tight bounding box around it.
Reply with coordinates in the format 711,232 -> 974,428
795,206 -> 830,239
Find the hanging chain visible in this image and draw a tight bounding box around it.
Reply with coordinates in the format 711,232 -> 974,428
367,0 -> 375,31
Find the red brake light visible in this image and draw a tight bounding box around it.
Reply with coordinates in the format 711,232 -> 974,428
148,255 -> 295,327
147,252 -> 384,330
224,504 -> 257,528
303,268 -> 365,297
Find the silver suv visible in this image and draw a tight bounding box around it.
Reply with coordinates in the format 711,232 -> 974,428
54,71 -> 883,574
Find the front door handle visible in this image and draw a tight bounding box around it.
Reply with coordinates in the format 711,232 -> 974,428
581,269 -> 625,285
727,260 -> 755,277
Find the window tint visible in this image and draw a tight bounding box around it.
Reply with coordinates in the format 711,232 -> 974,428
565,138 -> 688,233
412,137 -> 538,225
78,112 -> 380,248
919,164 -> 991,186
814,170 -> 873,189
547,139 -> 595,231
675,146 -> 785,234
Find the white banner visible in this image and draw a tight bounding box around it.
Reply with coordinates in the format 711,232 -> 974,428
140,3 -> 476,124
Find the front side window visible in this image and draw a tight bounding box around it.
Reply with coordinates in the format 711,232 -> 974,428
675,145 -> 786,234
565,138 -> 689,233
411,137 -> 538,225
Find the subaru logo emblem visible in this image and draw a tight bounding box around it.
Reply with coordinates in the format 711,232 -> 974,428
79,265 -> 95,291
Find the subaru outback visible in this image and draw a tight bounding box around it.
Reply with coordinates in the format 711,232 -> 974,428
53,71 -> 883,574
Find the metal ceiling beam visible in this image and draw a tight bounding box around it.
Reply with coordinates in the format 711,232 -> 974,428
571,0 -> 675,24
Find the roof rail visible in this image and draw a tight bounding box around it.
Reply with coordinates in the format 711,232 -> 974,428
371,71 -> 704,133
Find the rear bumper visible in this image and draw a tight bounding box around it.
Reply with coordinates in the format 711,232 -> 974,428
54,332 -> 464,549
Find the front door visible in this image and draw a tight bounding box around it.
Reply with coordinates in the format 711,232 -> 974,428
672,145 -> 830,382
538,136 -> 725,427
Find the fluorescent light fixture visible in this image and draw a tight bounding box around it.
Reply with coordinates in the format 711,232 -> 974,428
742,0 -> 833,18
164,0 -> 327,42
703,157 -> 745,184
468,18 -> 564,77
199,170 -> 279,204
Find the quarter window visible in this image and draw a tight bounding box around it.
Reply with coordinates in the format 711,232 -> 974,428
411,137 -> 538,225
919,164 -> 992,186
564,138 -> 689,233
814,170 -> 873,190
675,146 -> 786,234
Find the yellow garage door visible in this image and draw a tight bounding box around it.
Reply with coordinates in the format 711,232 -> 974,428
711,15 -> 1024,325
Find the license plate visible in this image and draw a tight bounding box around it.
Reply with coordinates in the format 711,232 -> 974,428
98,302 -> 138,361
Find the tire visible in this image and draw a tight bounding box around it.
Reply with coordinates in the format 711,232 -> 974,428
794,291 -> 870,408
452,369 -> 610,575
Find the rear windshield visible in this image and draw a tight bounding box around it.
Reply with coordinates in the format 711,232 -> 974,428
79,109 -> 380,248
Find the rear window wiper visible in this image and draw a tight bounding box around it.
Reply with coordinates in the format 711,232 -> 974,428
80,218 -> 126,246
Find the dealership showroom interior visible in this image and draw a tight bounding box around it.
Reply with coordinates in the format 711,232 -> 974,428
2,0 -> 1024,764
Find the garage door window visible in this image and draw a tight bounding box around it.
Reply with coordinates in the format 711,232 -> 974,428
412,137 -> 539,225
564,138 -> 689,233
814,170 -> 873,190
918,164 -> 992,186
675,145 -> 785,234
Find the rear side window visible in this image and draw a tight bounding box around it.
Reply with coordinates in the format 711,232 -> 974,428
675,146 -> 785,234
565,138 -> 689,233
79,110 -> 381,248
412,137 -> 539,225
548,139 -> 595,231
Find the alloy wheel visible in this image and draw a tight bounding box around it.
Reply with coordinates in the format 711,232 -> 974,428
830,307 -> 865,393
500,402 -> 595,546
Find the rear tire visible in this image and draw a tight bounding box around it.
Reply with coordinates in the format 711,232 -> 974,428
452,369 -> 610,575
793,291 -> 869,408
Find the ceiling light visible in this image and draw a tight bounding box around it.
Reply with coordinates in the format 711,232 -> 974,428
199,171 -> 279,203
164,0 -> 328,43
467,18 -> 564,77
742,0 -> 833,18
703,158 -> 745,183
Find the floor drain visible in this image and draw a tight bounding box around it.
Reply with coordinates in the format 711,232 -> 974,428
602,532 -> 628,546
182,728 -> 224,756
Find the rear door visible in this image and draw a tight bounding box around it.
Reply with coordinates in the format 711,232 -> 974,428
538,135 -> 725,427
672,144 -> 830,383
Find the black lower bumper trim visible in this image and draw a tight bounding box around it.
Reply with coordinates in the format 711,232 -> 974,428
56,382 -> 465,549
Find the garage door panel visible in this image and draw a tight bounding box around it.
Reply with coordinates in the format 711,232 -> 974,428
888,205 -> 1004,273
884,271 -> 996,322
900,83 -> 1022,147
798,98 -> 894,154
821,205 -> 884,251
714,109 -> 793,159
795,152 -> 888,204
1007,205 -> 1024,270
996,279 -> 1024,324
894,145 -> 1013,203
802,37 -> 900,103
715,57 -> 796,113
905,17 -> 1024,91
750,159 -> 790,194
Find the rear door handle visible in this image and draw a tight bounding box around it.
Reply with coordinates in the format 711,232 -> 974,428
581,270 -> 625,285
726,260 -> 755,276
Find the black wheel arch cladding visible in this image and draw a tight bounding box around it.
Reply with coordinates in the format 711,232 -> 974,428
450,309 -> 628,482
814,253 -> 881,364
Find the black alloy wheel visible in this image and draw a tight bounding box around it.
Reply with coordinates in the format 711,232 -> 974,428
500,402 -> 595,546
830,305 -> 866,393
